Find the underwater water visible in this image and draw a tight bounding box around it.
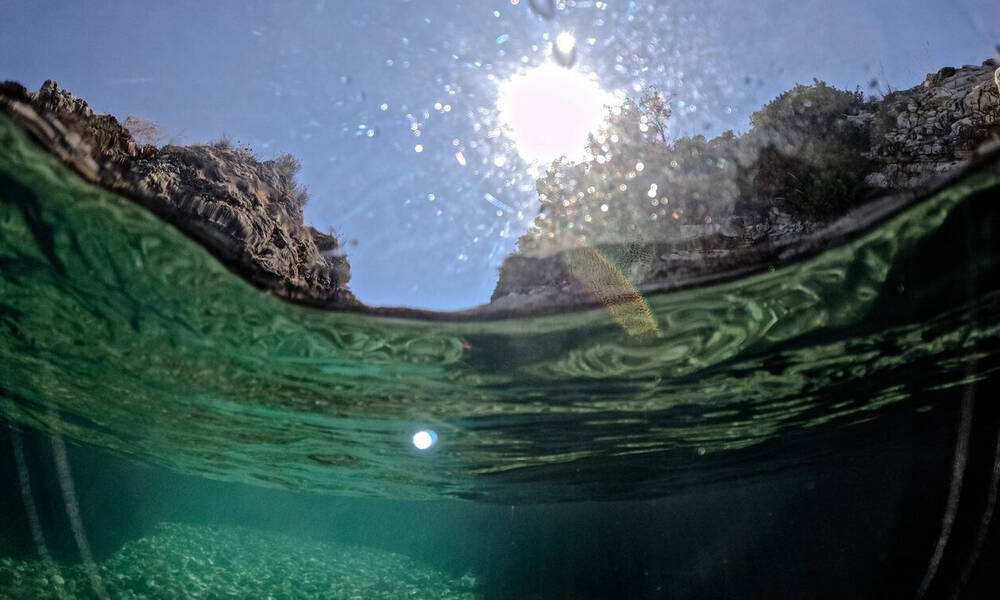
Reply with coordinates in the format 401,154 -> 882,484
2,110 -> 1000,599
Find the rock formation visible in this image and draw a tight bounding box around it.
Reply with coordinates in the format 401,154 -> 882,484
0,80 -> 357,307
867,61 -> 1000,188
2,61 -> 998,316
489,60 -> 1000,309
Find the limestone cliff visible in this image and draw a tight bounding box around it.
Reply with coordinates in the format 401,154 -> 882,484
868,62 -> 1000,188
0,80 -> 357,307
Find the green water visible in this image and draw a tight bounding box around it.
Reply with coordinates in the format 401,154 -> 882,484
2,114 -> 1000,598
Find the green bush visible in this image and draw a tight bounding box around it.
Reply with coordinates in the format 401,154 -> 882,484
272,153 -> 308,209
750,79 -> 865,137
273,153 -> 301,182
743,80 -> 872,221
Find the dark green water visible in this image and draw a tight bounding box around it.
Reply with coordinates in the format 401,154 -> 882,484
2,114 -> 1000,598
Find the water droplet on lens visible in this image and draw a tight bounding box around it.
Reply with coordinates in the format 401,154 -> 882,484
529,0 -> 556,19
553,32 -> 577,68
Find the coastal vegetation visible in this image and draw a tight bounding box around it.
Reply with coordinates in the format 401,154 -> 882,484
516,79 -> 875,256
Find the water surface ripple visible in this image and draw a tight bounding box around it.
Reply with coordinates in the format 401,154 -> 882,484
1,116 -> 998,501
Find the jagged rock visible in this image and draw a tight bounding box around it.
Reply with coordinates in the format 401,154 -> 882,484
33,80 -> 140,162
869,60 -> 1000,188
0,81 -> 357,307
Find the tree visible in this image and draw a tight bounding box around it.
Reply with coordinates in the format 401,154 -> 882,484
515,79 -> 876,258
517,89 -> 738,255
639,89 -> 671,144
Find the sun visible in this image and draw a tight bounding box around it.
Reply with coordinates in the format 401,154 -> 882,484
497,60 -> 618,165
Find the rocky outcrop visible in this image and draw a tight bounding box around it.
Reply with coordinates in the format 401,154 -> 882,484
0,80 -> 357,307
2,62 -> 998,316
490,60 -> 1000,309
867,61 -> 1000,188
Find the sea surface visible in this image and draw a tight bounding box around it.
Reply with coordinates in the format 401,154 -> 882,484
2,114 -> 1000,598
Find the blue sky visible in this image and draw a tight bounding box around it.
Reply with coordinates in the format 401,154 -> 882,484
2,0 -> 997,309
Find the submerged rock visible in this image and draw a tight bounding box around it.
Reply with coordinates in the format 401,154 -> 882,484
0,80 -> 357,307
0,522 -> 477,599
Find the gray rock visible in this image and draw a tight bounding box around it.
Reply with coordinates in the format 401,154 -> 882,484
0,80 -> 358,307
864,172 -> 889,188
869,62 -> 999,189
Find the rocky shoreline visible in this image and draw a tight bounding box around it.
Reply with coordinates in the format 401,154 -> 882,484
0,80 -> 357,308
2,60 -> 999,317
490,60 -> 1000,309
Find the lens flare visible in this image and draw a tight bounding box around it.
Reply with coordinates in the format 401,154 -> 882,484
497,63 -> 617,164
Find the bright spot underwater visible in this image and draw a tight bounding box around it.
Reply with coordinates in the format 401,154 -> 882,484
496,62 -> 619,165
412,429 -> 438,451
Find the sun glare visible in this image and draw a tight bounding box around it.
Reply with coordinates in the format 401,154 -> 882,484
497,62 -> 618,165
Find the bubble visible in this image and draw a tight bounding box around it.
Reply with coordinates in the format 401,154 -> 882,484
414,144 -> 424,153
